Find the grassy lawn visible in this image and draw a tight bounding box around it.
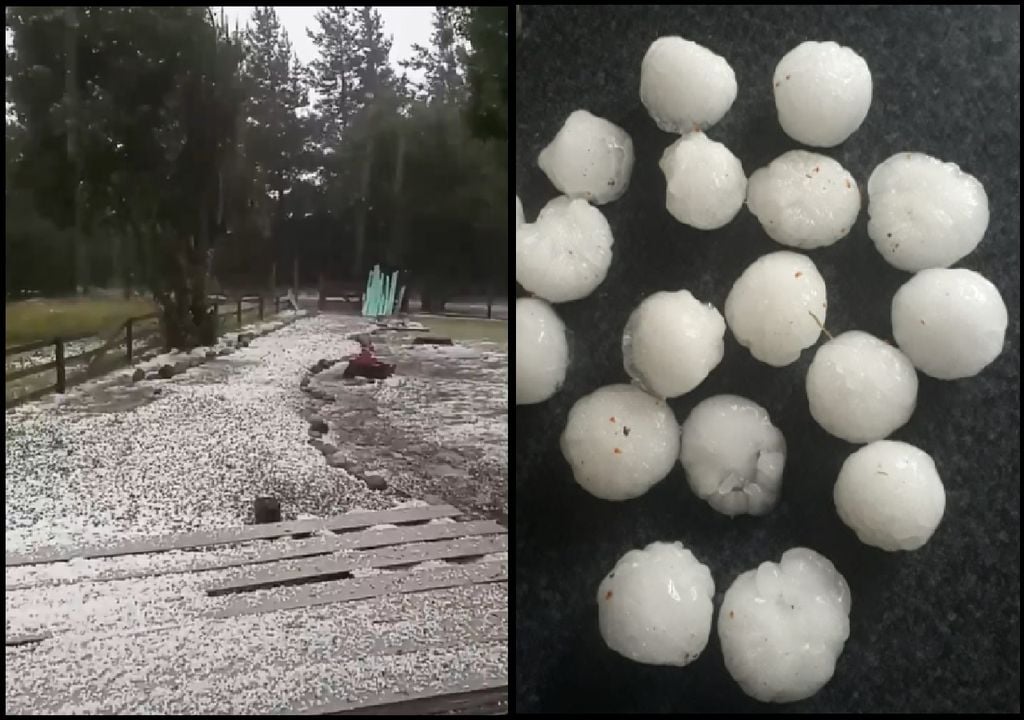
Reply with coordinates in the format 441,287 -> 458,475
412,315 -> 508,346
6,296 -> 157,347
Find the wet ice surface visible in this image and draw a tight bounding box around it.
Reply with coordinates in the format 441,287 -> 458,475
313,333 -> 509,522
5,313 -> 509,713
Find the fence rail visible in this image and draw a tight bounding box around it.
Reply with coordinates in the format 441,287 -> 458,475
5,295 -> 276,408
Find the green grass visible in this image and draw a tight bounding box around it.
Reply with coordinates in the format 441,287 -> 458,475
412,315 -> 508,346
6,296 -> 156,347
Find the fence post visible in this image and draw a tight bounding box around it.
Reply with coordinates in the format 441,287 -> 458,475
318,274 -> 326,311
293,257 -> 299,297
275,294 -> 280,315
236,297 -> 242,327
213,301 -> 219,336
259,295 -> 264,321
126,318 -> 133,363
270,263 -> 276,299
55,337 -> 66,393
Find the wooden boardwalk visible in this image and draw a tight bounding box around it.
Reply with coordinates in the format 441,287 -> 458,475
4,504 -> 508,715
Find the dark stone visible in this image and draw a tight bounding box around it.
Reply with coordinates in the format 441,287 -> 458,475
309,415 -> 328,433
152,387 -> 162,396
218,348 -> 232,356
131,368 -> 145,382
326,452 -> 356,471
308,428 -> 324,440
146,371 -> 160,380
206,350 -> 217,359
317,442 -> 339,457
253,496 -> 281,524
158,364 -> 175,379
516,5 -> 1021,714
300,375 -> 311,388
412,336 -> 453,346
364,473 -> 388,491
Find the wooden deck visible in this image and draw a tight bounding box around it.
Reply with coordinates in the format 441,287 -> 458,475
4,504 -> 508,714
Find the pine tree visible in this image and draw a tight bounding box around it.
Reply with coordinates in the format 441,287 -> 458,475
403,7 -> 467,105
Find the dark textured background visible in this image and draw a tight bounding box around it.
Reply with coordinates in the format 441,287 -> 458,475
514,5 -> 1020,714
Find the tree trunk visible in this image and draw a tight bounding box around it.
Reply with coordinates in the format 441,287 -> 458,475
65,6 -> 87,295
352,134 -> 375,280
387,127 -> 407,269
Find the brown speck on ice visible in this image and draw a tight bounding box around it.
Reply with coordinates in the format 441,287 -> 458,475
613,447 -> 622,455
605,590 -> 614,600
795,271 -> 803,278
920,319 -> 926,324
623,426 -> 631,436
845,179 -> 852,189
786,74 -> 791,80
729,610 -> 735,619
609,416 -> 616,423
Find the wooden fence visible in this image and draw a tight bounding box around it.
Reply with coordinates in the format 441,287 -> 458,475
5,295 -> 277,408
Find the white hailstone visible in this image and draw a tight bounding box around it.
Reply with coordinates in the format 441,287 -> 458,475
560,384 -> 680,501
660,132 -> 746,230
679,395 -> 786,517
834,440 -> 945,551
806,331 -> 918,444
515,297 -> 569,405
867,153 -> 990,272
516,195 -> 525,228
774,41 -> 872,147
891,268 -> 1007,380
622,290 -> 726,399
640,36 -> 737,133
746,150 -> 861,249
515,196 -> 614,303
537,110 -> 635,205
598,541 -> 715,666
719,548 -> 851,703
724,251 -> 827,367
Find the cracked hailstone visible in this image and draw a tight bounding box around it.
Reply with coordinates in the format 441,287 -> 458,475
746,150 -> 861,249
891,268 -> 1007,380
660,132 -> 746,230
719,547 -> 851,703
774,41 -> 872,147
560,384 -> 680,501
515,196 -> 614,303
597,541 -> 714,666
622,289 -> 725,399
806,331 -> 918,444
834,440 -> 945,551
640,36 -> 737,133
725,251 -> 827,367
515,297 -> 569,405
680,395 -> 786,517
867,153 -> 989,272
537,109 -> 635,205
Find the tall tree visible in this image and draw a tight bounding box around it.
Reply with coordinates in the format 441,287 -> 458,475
307,6 -> 360,148
403,7 -> 467,105
459,7 -> 507,142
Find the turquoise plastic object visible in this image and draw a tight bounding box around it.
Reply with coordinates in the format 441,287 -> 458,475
362,265 -> 402,317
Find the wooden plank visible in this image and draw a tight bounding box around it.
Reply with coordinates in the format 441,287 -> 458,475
5,504 -> 462,567
5,337 -> 55,356
297,678 -> 508,716
4,520 -> 506,589
211,559 -> 507,619
6,359 -> 58,382
5,632 -> 53,647
207,534 -> 508,596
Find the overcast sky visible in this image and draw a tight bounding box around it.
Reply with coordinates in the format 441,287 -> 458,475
217,6 -> 434,84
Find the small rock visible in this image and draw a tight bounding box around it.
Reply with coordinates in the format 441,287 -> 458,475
152,387 -> 163,396
300,375 -> 311,388
326,452 -> 355,471
131,368 -> 146,382
364,473 -> 388,491
318,442 -> 339,457
158,365 -> 175,379
308,428 -> 324,440
254,496 -> 281,524
146,371 -> 161,380
206,350 -> 217,359
309,415 -> 328,433
316,358 -> 331,371
218,348 -> 232,356
237,338 -> 250,348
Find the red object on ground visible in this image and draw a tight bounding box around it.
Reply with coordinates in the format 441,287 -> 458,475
343,347 -> 396,380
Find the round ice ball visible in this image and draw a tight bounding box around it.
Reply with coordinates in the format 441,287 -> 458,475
598,541 -> 715,666
774,41 -> 871,147
680,395 -> 786,517
891,268 -> 1007,380
660,132 -> 746,230
516,195 -> 525,228
640,36 -> 737,134
622,290 -> 725,399
746,150 -> 861,249
538,109 -> 635,206
516,196 -> 614,303
834,440 -> 945,551
806,331 -> 918,444
560,384 -> 680,501
719,548 -> 851,703
516,297 -> 569,405
867,153 -> 989,272
725,251 -> 827,367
